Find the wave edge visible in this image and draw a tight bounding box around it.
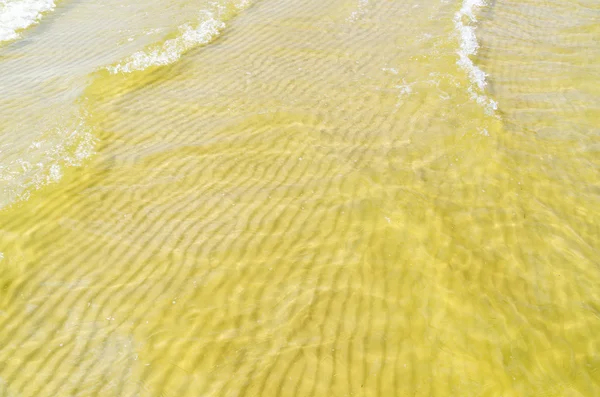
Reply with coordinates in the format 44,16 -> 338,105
107,0 -> 253,75
454,0 -> 498,115
0,0 -> 56,44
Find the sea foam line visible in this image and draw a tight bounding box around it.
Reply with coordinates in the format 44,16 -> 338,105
0,0 -> 56,43
0,116 -> 96,209
453,0 -> 498,114
107,0 -> 252,74
107,11 -> 224,74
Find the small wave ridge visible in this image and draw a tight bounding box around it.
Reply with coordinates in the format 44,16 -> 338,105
0,0 -> 55,43
454,0 -> 498,114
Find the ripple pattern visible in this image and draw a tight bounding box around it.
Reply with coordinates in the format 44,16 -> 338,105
0,0 -> 599,396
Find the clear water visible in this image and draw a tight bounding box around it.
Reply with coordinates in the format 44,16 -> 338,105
0,0 -> 599,396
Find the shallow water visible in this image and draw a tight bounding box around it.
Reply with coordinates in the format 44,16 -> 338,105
0,0 -> 599,396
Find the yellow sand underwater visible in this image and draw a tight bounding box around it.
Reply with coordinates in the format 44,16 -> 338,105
0,0 -> 599,396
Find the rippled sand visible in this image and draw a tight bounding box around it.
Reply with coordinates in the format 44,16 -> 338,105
0,0 -> 599,396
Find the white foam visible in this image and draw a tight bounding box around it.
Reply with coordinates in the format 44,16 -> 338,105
454,0 -> 498,114
108,0 -> 253,74
0,117 -> 96,209
348,0 -> 369,22
108,12 -> 224,74
0,0 -> 55,43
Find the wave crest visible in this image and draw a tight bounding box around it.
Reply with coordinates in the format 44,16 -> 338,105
0,116 -> 95,209
0,0 -> 55,43
454,0 -> 498,114
107,0 -> 252,74
107,12 -> 225,74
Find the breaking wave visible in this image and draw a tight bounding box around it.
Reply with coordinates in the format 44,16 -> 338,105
0,0 -> 55,43
0,116 -> 96,209
107,0 -> 252,74
454,0 -> 498,114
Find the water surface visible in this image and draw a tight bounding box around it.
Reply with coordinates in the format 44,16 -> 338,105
0,0 -> 599,396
